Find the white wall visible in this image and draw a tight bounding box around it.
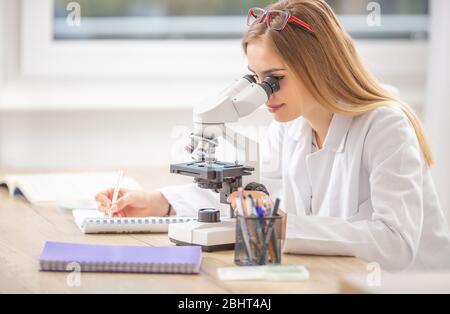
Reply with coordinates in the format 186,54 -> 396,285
0,0 -> 6,85
0,110 -> 191,170
0,108 -> 273,171
425,0 -> 450,222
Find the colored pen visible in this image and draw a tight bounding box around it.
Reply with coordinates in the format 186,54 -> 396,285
247,195 -> 257,216
255,205 -> 265,218
260,198 -> 281,263
271,198 -> 280,217
238,187 -> 248,217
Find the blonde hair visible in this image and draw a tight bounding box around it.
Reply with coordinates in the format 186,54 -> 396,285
242,0 -> 433,166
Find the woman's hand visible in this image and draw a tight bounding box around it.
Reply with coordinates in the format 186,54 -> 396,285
227,190 -> 268,213
95,188 -> 172,218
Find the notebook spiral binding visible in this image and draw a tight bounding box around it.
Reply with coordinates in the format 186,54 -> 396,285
73,209 -> 197,234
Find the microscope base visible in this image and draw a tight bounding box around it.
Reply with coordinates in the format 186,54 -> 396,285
168,219 -> 236,252
169,239 -> 235,252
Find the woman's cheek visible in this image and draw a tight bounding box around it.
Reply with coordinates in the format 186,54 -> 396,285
277,79 -> 291,101
275,88 -> 288,104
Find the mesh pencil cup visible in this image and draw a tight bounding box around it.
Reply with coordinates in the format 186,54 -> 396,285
234,214 -> 282,266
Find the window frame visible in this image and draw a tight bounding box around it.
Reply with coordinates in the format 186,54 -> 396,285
0,0 -> 429,110
22,0 -> 246,78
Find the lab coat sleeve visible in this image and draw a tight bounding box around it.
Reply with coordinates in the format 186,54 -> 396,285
158,184 -> 223,217
260,121 -> 284,199
283,108 -> 424,271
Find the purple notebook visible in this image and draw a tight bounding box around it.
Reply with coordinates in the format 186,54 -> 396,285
39,241 -> 202,274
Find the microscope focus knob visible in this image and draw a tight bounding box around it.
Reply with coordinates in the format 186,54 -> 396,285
198,208 -> 221,223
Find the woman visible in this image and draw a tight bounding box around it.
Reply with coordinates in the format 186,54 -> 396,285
96,0 -> 450,271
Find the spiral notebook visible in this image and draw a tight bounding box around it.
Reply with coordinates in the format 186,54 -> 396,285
73,209 -> 196,234
39,241 -> 202,274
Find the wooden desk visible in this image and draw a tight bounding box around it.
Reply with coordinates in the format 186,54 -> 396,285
340,272 -> 450,294
0,168 -> 367,293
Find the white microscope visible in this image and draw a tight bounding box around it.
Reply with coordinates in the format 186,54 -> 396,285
168,74 -> 280,251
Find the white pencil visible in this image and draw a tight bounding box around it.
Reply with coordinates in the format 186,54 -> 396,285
109,170 -> 123,218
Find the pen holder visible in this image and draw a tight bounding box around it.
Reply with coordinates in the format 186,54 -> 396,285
234,214 -> 282,266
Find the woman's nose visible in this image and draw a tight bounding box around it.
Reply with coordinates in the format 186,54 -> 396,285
267,94 -> 277,104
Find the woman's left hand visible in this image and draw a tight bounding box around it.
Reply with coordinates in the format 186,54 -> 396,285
226,190 -> 267,211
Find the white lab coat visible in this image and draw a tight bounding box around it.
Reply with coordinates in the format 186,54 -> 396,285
160,105 -> 450,271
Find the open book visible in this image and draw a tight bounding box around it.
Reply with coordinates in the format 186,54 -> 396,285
73,209 -> 196,234
0,172 -> 142,205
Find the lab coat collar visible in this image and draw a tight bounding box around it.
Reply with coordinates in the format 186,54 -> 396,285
323,114 -> 354,153
286,117 -> 310,142
286,114 -> 353,153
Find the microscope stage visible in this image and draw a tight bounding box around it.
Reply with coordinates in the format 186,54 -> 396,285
170,161 -> 253,183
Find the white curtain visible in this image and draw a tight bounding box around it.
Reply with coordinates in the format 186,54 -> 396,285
425,0 -> 450,225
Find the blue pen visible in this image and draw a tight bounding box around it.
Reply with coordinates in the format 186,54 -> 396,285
255,205 -> 265,218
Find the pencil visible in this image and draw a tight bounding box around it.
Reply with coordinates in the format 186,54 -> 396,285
109,170 -> 123,218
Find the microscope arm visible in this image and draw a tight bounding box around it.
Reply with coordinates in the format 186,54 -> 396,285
191,76 -> 279,159
193,80 -> 270,125
221,124 -> 260,185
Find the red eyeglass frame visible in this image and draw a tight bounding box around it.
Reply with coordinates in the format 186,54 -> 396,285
247,7 -> 313,32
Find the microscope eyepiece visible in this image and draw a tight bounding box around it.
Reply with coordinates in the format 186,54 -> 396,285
258,76 -> 281,97
243,74 -> 257,83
